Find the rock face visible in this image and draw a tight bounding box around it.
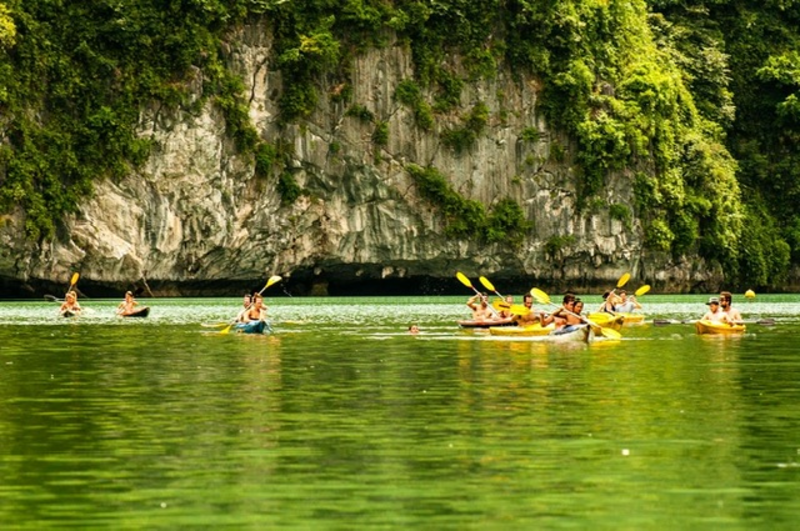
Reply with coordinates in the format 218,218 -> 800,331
0,24 -> 721,297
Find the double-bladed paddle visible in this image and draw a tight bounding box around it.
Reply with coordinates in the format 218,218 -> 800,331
220,275 -> 282,335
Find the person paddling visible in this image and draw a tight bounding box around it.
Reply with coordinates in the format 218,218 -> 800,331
59,291 -> 82,316
466,292 -> 494,321
116,291 -> 140,316
512,293 -> 546,326
615,290 -> 642,313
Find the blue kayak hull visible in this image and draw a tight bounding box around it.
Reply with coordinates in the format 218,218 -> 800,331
235,320 -> 270,334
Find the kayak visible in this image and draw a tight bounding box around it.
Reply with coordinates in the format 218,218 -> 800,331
121,306 -> 150,318
235,320 -> 271,334
489,323 -> 556,337
549,324 -> 594,344
695,320 -> 746,335
458,318 -> 515,329
618,312 -> 645,325
587,313 -> 625,331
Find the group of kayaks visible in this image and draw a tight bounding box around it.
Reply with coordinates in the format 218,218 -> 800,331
458,312 -> 747,344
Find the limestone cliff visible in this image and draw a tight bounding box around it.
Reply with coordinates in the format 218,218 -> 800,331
0,23 -> 719,297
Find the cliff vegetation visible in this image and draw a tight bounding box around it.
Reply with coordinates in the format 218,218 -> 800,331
0,0 -> 798,289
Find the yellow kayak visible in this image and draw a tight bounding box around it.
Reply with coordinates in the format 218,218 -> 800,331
587,313 -> 625,331
695,320 -> 746,335
618,312 -> 645,325
489,323 -> 556,337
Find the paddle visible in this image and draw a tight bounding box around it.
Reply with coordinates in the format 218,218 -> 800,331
220,275 -> 282,334
57,273 -> 81,315
46,272 -> 81,303
479,276 -> 504,299
456,272 -> 500,317
634,284 -> 651,297
531,288 -> 621,340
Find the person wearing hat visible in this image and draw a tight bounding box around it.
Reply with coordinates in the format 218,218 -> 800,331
700,297 -> 728,323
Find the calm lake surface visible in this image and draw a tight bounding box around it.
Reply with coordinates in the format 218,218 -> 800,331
1,294 -> 799,529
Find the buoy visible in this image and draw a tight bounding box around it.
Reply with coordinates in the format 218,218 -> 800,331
745,289 -> 756,299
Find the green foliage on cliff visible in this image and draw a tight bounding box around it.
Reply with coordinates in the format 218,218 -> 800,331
0,0 -> 798,286
407,164 -> 530,246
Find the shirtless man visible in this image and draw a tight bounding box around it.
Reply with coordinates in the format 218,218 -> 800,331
466,292 -> 494,321
719,291 -> 743,324
542,293 -> 578,330
512,294 -> 546,326
243,294 -> 267,323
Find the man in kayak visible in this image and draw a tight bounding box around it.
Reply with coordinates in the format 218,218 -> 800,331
116,291 -> 140,316
719,291 -> 743,324
615,290 -> 642,313
59,291 -> 82,316
542,293 -> 582,332
466,292 -> 494,321
700,297 -> 729,323
512,293 -> 547,326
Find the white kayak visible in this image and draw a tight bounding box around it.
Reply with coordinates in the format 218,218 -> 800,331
549,324 -> 594,344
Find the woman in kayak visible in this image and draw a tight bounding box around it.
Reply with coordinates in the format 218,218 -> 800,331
116,291 -> 140,316
60,291 -> 82,316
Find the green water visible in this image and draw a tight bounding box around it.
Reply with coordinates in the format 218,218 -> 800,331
1,295 -> 799,529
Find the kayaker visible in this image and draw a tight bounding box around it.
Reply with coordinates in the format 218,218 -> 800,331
512,293 -> 546,326
547,296 -> 585,335
244,294 -> 267,322
408,324 -> 420,335
236,293 -> 255,323
598,291 -> 619,313
498,295 -> 514,318
700,297 -> 728,323
466,292 -> 494,321
116,291 -> 139,316
719,291 -> 743,324
59,291 -> 82,315
615,290 -> 642,313
541,293 -> 577,329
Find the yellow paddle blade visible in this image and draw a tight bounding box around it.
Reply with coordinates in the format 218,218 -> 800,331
69,272 -> 80,287
617,272 -> 631,288
509,304 -> 530,316
587,312 -> 613,324
456,272 -> 473,289
479,276 -> 496,292
634,284 -> 650,297
492,300 -> 511,311
599,327 -> 622,340
265,275 -> 282,290
530,288 -> 551,306
220,323 -> 233,335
